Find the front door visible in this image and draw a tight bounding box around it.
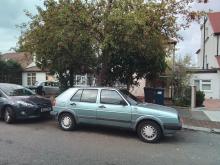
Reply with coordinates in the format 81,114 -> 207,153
68,89 -> 98,124
96,89 -> 132,128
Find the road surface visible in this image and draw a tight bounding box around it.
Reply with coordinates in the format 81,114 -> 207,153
0,119 -> 219,165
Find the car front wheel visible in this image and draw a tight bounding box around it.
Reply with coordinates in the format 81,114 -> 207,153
137,121 -> 162,143
59,113 -> 76,131
4,107 -> 15,124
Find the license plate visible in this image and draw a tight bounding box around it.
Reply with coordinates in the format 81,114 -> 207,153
41,107 -> 51,112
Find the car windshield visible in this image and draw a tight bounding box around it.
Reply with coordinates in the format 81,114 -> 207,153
119,89 -> 141,105
0,84 -> 34,96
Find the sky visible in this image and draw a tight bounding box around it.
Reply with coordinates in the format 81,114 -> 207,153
0,0 -> 220,64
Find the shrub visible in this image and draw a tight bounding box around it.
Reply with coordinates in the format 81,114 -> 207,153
173,97 -> 190,107
196,91 -> 205,107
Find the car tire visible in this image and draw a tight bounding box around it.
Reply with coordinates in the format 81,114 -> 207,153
4,106 -> 15,124
137,121 -> 162,143
58,113 -> 76,131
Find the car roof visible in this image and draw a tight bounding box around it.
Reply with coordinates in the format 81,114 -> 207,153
69,86 -> 119,90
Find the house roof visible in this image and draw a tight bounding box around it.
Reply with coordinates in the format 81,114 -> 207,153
208,12 -> 220,35
0,52 -> 33,69
24,66 -> 48,72
0,52 -> 47,72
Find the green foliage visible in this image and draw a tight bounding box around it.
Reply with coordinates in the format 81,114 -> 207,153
173,87 -> 191,107
196,91 -> 205,107
18,0 -> 97,90
173,97 -> 191,107
0,60 -> 22,84
98,1 -> 167,88
17,0 -> 207,90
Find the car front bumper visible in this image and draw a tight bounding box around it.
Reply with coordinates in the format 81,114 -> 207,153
15,106 -> 52,119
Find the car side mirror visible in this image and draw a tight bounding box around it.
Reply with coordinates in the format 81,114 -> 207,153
120,100 -> 127,106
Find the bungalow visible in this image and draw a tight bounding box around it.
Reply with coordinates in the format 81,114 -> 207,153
0,52 -> 95,87
0,52 -> 55,86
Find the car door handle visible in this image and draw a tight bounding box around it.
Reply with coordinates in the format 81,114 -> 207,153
98,105 -> 106,108
70,102 -> 76,106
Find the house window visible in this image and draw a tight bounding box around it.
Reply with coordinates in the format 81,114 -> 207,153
27,73 -> 36,86
194,80 -> 211,91
201,80 -> 211,91
75,75 -> 87,86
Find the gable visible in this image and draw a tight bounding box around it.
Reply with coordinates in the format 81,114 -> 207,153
208,12 -> 220,35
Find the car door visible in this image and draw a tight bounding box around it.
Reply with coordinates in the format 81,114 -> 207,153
68,89 -> 98,124
45,82 -> 53,95
52,82 -> 60,96
96,89 -> 132,128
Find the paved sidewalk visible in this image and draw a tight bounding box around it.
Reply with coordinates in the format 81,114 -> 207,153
182,117 -> 220,129
172,106 -> 220,132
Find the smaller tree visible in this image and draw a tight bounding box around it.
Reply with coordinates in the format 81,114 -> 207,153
169,55 -> 192,106
173,55 -> 192,97
0,60 -> 23,84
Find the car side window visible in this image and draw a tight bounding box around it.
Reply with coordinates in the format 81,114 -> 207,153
80,89 -> 98,103
100,90 -> 126,105
71,89 -> 83,102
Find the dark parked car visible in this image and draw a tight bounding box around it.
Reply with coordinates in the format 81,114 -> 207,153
0,83 -> 52,123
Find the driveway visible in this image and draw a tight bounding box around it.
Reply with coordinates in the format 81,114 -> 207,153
204,99 -> 220,110
0,119 -> 220,165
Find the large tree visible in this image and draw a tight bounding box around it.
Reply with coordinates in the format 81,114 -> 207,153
92,0 -> 207,89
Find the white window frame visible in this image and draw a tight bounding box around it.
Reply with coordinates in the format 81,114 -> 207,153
27,72 -> 36,86
201,80 -> 212,91
194,79 -> 212,92
75,75 -> 87,86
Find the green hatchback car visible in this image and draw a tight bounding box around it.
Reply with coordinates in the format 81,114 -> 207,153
51,87 -> 182,143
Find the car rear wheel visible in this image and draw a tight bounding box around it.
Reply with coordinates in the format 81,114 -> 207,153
137,121 -> 162,143
59,113 -> 76,131
4,107 -> 15,124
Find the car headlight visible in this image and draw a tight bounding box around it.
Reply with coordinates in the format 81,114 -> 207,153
17,101 -> 35,107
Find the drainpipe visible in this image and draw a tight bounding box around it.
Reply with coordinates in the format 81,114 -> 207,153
217,35 -> 219,56
203,17 -> 206,69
